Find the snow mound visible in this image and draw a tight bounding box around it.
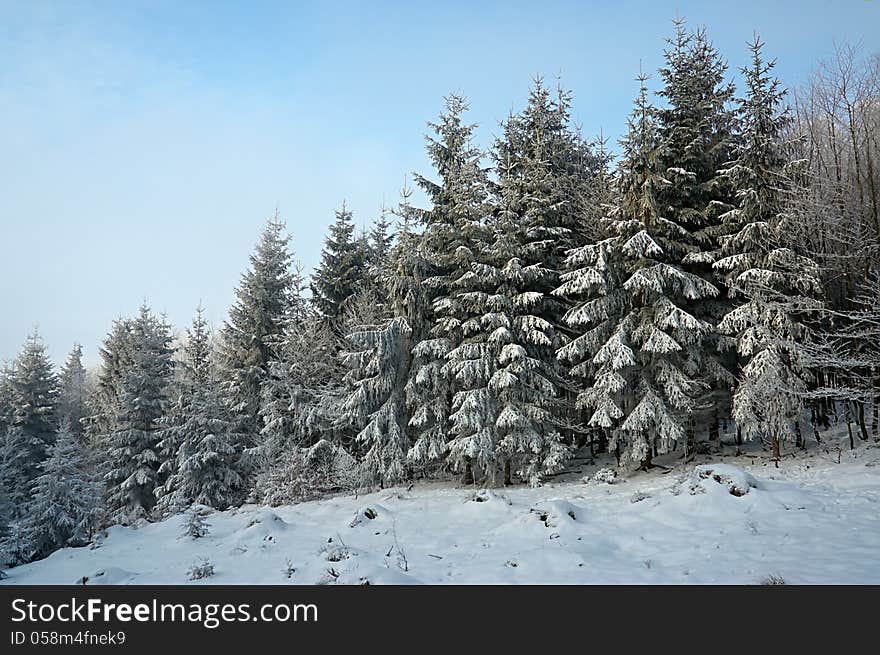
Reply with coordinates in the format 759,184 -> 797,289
692,464 -> 758,497
465,489 -> 512,505
348,504 -> 389,528
232,510 -> 289,548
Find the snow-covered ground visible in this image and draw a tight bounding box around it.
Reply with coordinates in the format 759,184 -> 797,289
4,441 -> 880,585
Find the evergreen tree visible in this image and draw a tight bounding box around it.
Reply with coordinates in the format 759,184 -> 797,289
21,421 -> 100,562
558,75 -> 718,468
656,20 -> 739,442
9,328 -> 59,487
715,36 -> 822,461
0,426 -> 31,514
0,363 -> 14,437
491,80 -> 606,448
58,344 -> 89,441
157,307 -> 243,513
103,304 -> 173,523
180,505 -> 210,539
218,213 -> 295,448
369,210 -> 395,269
89,318 -> 135,443
407,95 -> 492,472
257,312 -> 345,471
443,106 -> 574,486
311,203 -> 369,325
340,285 -> 414,488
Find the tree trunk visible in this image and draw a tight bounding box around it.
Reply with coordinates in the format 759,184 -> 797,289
872,391 -> 879,437
856,400 -> 870,442
462,457 -> 474,486
795,422 -> 804,450
685,420 -> 696,461
503,459 -> 512,487
708,409 -> 719,442
772,434 -> 781,467
639,446 -> 653,471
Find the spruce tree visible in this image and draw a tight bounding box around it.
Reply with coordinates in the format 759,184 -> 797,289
158,380 -> 242,512
89,318 -> 134,442
340,281 -> 415,488
218,213 -> 295,448
0,363 -> 14,437
258,312 -> 344,468
9,328 -> 59,488
103,304 -> 173,523
0,425 -> 31,514
21,421 -> 100,562
58,344 -> 89,441
491,80 -> 606,449
656,20 -> 739,443
715,36 -> 822,461
157,307 -> 243,513
407,95 -> 492,472
557,75 -> 717,468
311,203 -> 369,326
443,107 -> 573,486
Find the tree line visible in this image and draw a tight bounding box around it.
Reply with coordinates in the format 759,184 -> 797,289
1,19 -> 878,568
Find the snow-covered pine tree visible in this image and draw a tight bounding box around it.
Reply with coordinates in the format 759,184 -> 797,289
406,95 -> 492,473
311,203 -> 369,326
8,328 -> 59,490
217,213 -> 295,462
0,425 -> 32,514
20,421 -> 100,562
443,110 -> 572,486
557,75 -> 717,469
88,318 -> 134,440
258,314 -> 344,459
0,366 -> 23,512
180,505 -> 210,539
715,36 -> 823,461
157,307 -> 243,513
367,210 -> 395,280
58,344 -> 90,441
656,20 -> 739,443
0,363 -> 15,438
495,81 -> 606,446
339,277 -> 415,488
103,304 -> 173,523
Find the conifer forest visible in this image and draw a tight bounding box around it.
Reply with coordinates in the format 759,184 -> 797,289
2,15 -> 879,585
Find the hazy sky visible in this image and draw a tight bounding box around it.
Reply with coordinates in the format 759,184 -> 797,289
1,0 -> 878,367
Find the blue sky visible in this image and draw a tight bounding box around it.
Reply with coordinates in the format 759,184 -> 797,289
1,0 -> 878,367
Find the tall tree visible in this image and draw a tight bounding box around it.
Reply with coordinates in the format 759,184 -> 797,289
156,306 -> 242,513
58,344 -> 89,441
715,36 -> 822,461
21,421 -> 100,562
311,203 -> 369,325
407,95 -> 492,472
103,304 -> 173,523
218,213 -> 295,447
9,328 -> 59,487
340,207 -> 429,489
258,313 -> 345,467
656,20 -> 739,443
558,75 -> 717,468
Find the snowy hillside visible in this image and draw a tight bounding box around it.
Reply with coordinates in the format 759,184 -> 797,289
4,444 -> 880,585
